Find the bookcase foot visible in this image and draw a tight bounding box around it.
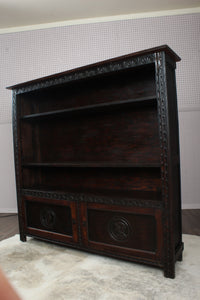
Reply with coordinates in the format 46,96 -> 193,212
164,264 -> 175,279
177,252 -> 183,261
20,234 -> 27,242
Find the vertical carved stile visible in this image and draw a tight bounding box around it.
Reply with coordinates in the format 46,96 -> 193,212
155,52 -> 175,278
12,92 -> 26,241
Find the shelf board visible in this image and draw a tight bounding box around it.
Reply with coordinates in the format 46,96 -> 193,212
22,162 -> 160,168
21,96 -> 156,120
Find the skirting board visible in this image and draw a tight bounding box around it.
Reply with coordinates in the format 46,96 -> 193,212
182,204 -> 200,209
0,208 -> 18,213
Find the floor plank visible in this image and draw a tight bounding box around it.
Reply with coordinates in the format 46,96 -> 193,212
0,214 -> 19,241
182,209 -> 200,236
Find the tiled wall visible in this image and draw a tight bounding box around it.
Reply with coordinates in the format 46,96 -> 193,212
0,13 -> 199,211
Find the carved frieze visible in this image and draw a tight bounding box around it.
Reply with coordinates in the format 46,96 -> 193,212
22,189 -> 163,209
15,54 -> 155,94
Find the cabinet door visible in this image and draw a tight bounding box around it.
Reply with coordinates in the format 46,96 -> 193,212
80,203 -> 163,262
22,195 -> 79,244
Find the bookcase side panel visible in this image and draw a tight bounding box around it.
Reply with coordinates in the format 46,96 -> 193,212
12,92 -> 27,241
165,55 -> 183,257
155,51 -> 182,278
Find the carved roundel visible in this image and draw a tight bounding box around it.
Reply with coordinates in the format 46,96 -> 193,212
108,216 -> 130,242
40,208 -> 56,229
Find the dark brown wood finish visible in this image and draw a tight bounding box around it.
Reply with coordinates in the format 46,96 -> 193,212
81,203 -> 163,261
1,210 -> 199,242
8,45 -> 183,278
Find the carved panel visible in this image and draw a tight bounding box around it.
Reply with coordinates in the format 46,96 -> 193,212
40,208 -> 56,230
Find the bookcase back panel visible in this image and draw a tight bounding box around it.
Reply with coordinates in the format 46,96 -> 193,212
19,64 -> 156,116
21,105 -> 160,164
22,167 -> 161,196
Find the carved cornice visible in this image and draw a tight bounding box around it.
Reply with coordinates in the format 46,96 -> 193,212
21,189 -> 163,209
15,54 -> 155,94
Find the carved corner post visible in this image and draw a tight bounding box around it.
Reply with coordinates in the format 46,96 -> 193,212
12,91 -> 27,242
155,51 -> 176,278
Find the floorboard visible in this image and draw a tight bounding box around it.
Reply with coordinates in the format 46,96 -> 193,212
0,214 -> 19,241
182,209 -> 200,236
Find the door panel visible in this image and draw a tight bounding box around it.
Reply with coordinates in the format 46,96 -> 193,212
22,195 -> 79,244
81,203 -> 163,261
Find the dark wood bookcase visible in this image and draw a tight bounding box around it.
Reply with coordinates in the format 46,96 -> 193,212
8,45 -> 183,278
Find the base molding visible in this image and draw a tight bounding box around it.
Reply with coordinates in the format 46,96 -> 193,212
182,204 -> 200,209
0,209 -> 18,214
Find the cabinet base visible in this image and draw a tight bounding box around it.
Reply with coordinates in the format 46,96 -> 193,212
20,233 -> 183,279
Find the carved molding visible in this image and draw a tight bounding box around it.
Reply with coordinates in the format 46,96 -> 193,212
13,92 -> 19,189
15,54 -> 155,94
155,52 -> 174,277
21,189 -> 163,209
155,52 -> 169,200
13,92 -> 26,239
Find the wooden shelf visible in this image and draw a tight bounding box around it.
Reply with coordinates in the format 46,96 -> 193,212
22,162 -> 160,168
21,96 -> 156,120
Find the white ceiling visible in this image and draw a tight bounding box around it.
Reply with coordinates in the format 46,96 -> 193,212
0,0 -> 200,30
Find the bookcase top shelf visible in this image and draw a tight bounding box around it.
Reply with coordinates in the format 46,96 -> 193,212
7,45 -> 180,91
21,96 -> 156,120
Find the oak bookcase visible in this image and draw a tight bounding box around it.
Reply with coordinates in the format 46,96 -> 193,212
8,45 -> 183,278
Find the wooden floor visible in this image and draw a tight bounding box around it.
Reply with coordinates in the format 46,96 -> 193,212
182,209 -> 200,236
0,210 -> 200,241
0,214 -> 19,241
